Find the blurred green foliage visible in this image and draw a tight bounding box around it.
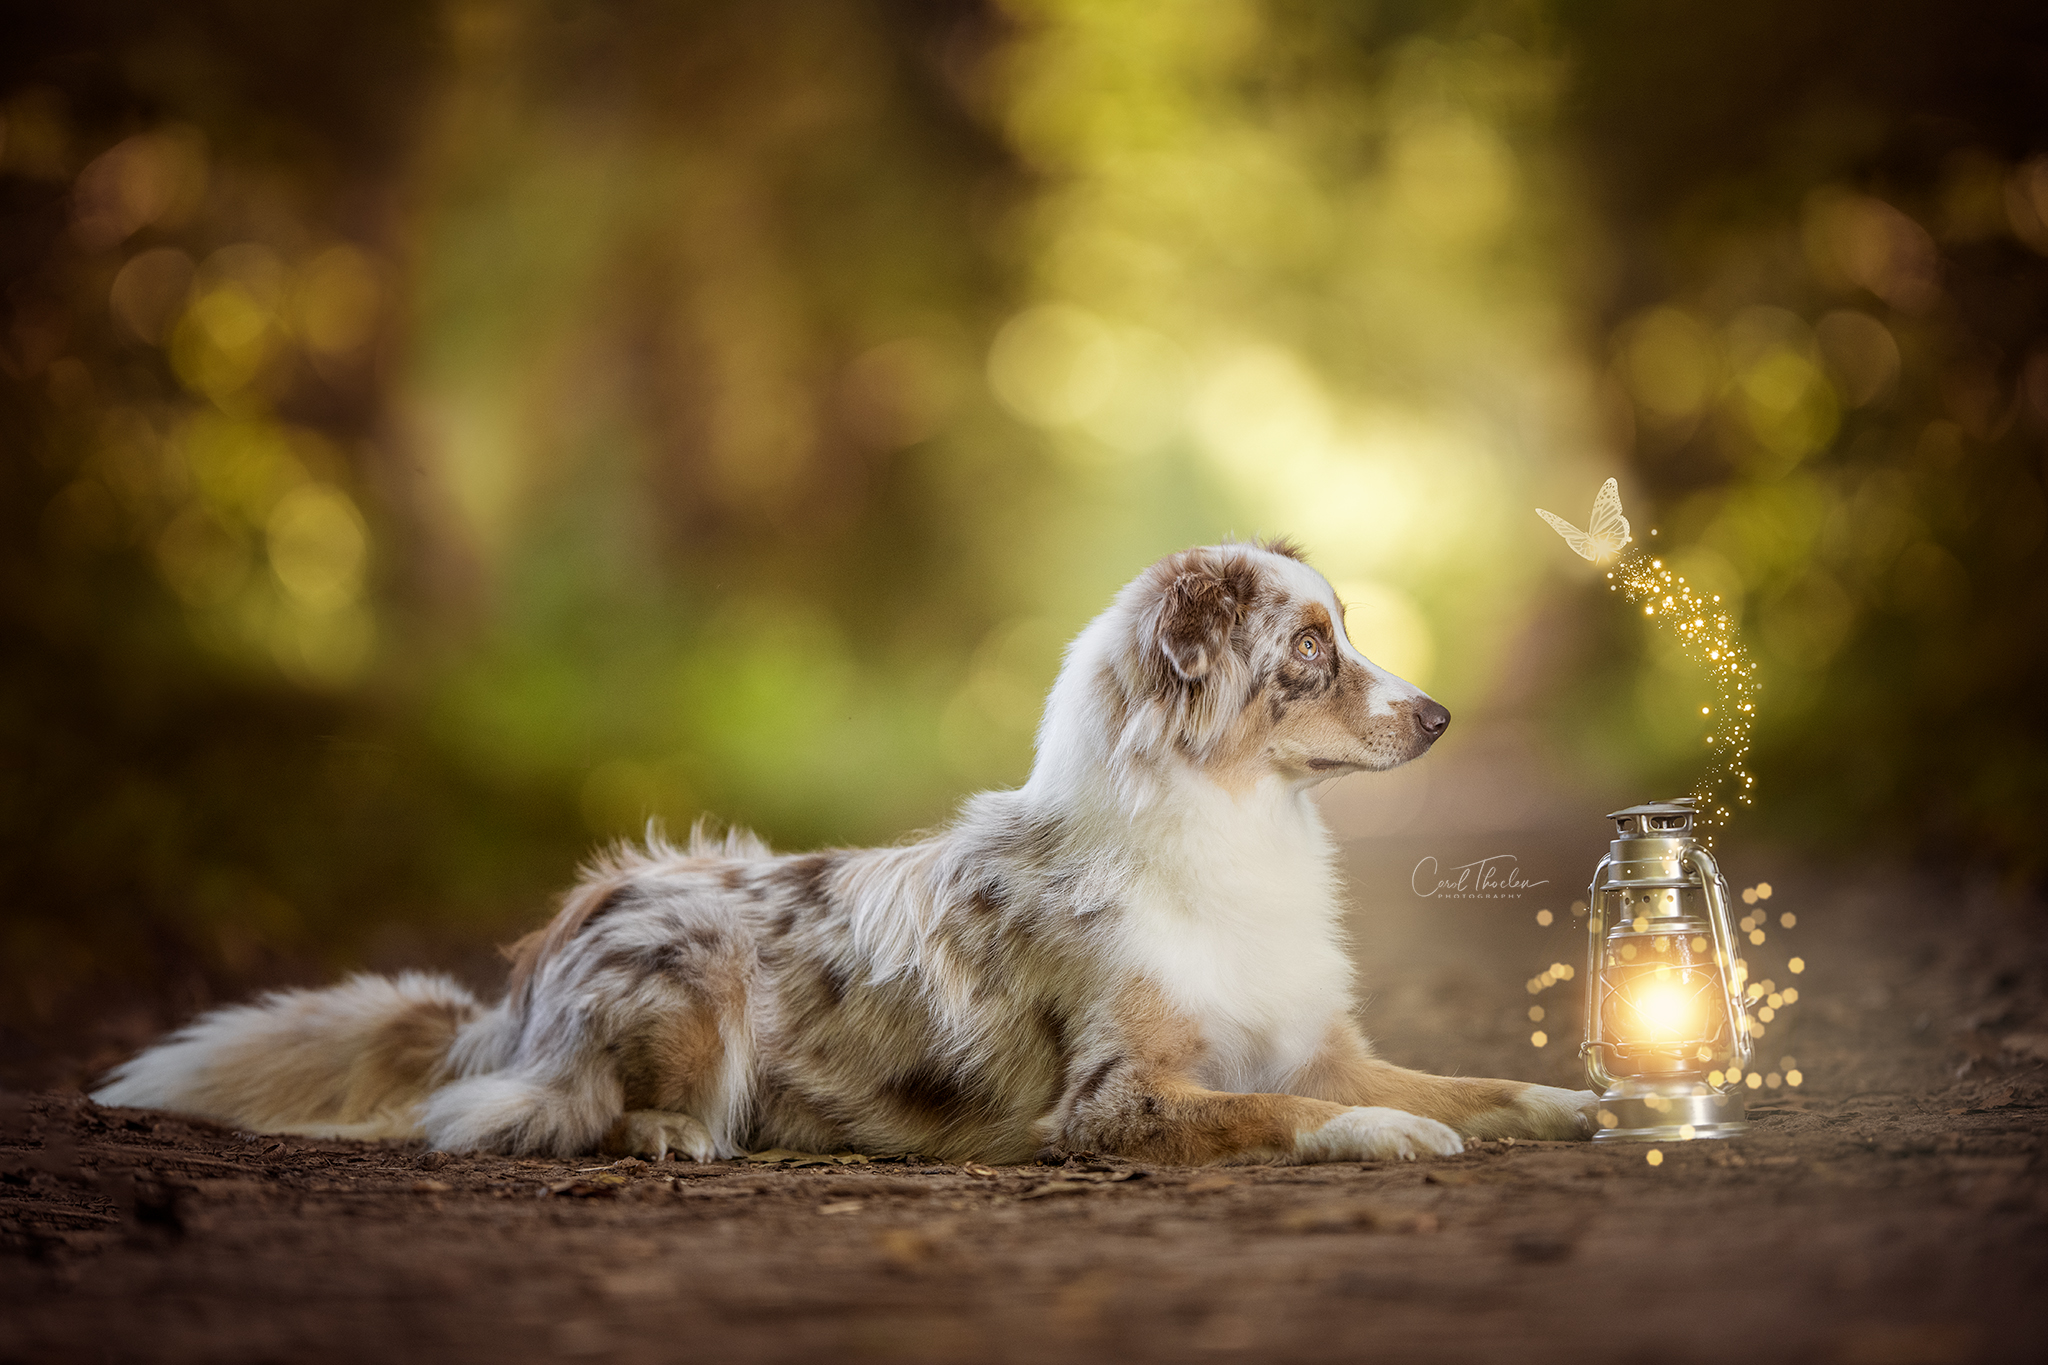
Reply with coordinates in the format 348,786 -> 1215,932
1554,0 -> 2048,868
2,0 -> 2045,1046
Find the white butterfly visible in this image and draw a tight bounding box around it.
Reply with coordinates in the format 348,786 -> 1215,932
1536,477 -> 1632,563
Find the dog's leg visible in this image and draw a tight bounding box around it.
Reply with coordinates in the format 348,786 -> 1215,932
1047,982 -> 1463,1164
1054,1068 -> 1463,1164
602,1109 -> 718,1162
1289,1020 -> 1599,1141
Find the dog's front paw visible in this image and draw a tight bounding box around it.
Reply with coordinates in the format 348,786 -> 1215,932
1296,1106 -> 1465,1163
604,1109 -> 717,1162
1512,1085 -> 1601,1141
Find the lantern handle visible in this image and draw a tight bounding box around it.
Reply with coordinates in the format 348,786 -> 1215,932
1683,844 -> 1754,1074
1581,855 -> 1618,1093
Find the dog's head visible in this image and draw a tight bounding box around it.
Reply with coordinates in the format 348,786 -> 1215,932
1089,540 -> 1448,786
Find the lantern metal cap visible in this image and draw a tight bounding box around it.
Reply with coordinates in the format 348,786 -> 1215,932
1607,798 -> 1695,839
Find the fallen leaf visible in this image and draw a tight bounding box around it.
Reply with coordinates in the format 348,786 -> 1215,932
960,1162 -> 997,1178
1017,1182 -> 1094,1200
745,1148 -> 871,1167
1281,1204 -> 1381,1232
875,1228 -> 936,1267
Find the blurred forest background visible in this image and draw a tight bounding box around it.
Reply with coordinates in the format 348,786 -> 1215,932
3,0 -> 2045,1060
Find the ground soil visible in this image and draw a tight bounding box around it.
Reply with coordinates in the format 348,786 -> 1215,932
4,809 -> 2046,1364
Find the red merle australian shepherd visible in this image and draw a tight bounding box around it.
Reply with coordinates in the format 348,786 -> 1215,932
98,541 -> 1597,1164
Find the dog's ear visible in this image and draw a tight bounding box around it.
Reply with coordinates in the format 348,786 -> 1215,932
1156,568 -> 1241,682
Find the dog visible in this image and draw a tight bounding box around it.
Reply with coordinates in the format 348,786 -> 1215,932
95,540 -> 1597,1163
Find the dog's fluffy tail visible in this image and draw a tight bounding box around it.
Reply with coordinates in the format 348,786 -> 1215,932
92,972 -> 484,1140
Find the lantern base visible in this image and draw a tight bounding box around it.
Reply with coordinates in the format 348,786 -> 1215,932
1591,1079 -> 1748,1143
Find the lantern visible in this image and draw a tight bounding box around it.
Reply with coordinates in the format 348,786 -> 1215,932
1582,798 -> 1751,1142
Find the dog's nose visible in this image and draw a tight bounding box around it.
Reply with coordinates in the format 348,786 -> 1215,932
1414,700 -> 1451,740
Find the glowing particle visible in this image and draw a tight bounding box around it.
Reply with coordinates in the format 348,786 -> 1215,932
1708,1070 -> 1724,1087
1746,1072 -> 1763,1090
1646,1149 -> 1663,1166
1529,1006 -> 1545,1022
1788,957 -> 1805,974
1779,912 -> 1796,928
1742,888 -> 1758,905
1767,993 -> 1783,1010
1759,1006 -> 1775,1022
1782,987 -> 1798,1004
1526,980 -> 1541,995
1724,1066 -> 1741,1083
1598,1110 -> 1618,1128
1766,1073 -> 1782,1089
1780,1055 -> 1798,1069
1755,883 -> 1772,900
1531,1031 -> 1548,1048
1690,936 -> 1709,954
1749,929 -> 1765,945
1536,909 -> 1553,927
1632,915 -> 1649,933
1679,1124 -> 1696,1141
1787,1070 -> 1803,1087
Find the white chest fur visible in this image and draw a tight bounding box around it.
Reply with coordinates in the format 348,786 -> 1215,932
1111,783 -> 1355,1094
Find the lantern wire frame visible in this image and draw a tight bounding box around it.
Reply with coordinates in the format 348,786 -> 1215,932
1581,844 -> 1754,1096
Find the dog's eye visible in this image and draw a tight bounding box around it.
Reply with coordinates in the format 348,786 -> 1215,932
1294,632 -> 1320,661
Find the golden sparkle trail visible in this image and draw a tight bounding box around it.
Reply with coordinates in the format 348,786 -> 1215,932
1606,548 -> 1759,833
1536,478 -> 1759,834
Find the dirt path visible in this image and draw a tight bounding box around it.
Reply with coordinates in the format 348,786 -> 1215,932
4,829 -> 2045,1364
2,1087 -> 2042,1365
